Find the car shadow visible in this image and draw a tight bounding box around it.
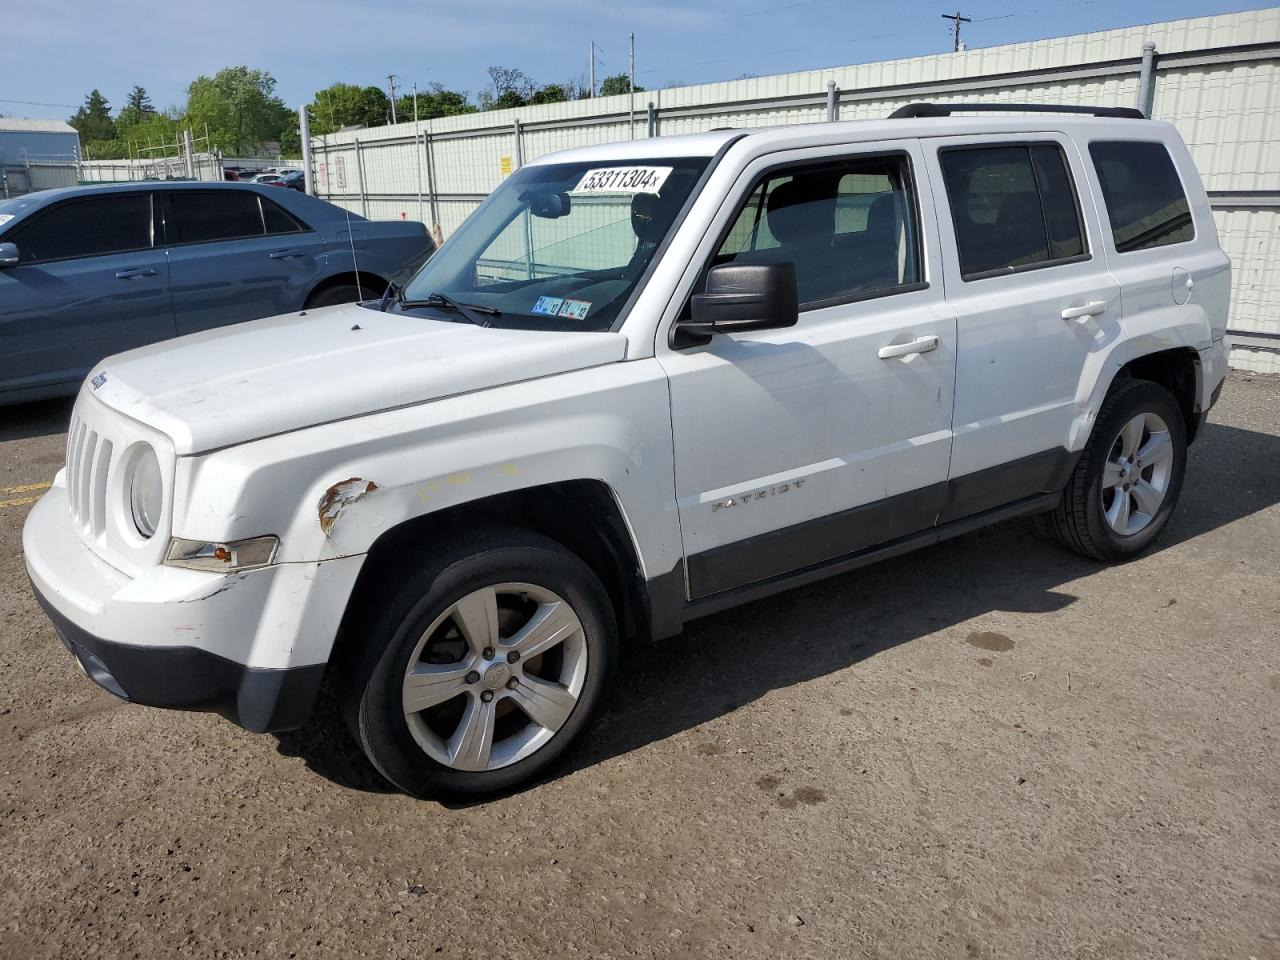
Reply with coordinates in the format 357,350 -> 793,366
280,417 -> 1280,800
0,396 -> 74,442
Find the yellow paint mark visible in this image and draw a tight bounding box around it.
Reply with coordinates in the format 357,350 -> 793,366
0,481 -> 50,495
499,463 -> 519,477
446,472 -> 471,486
0,495 -> 41,509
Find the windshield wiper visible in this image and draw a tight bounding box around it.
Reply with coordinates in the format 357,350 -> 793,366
399,290 -> 500,328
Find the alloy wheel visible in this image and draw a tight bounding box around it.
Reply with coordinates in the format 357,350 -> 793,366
1101,411 -> 1175,536
401,583 -> 587,772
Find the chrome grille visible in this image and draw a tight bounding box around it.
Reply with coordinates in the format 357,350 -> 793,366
66,410 -> 113,538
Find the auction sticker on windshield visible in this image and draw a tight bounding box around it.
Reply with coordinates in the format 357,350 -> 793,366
0,214 -> 13,227
573,166 -> 672,194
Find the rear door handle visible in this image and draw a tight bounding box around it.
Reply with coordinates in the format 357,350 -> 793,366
269,248 -> 306,260
114,267 -> 157,279
878,335 -> 940,360
1061,300 -> 1109,321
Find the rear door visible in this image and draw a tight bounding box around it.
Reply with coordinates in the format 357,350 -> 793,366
923,134 -> 1122,521
163,188 -> 325,335
0,191 -> 173,397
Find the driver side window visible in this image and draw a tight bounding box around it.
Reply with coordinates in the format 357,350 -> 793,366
713,154 -> 922,308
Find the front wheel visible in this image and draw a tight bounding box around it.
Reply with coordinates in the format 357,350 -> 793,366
340,529 -> 616,799
1050,378 -> 1187,561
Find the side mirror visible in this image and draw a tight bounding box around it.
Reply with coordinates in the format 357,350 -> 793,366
0,242 -> 19,267
675,262 -> 799,346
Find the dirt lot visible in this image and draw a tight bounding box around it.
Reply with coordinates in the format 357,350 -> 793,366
1,372 -> 1277,960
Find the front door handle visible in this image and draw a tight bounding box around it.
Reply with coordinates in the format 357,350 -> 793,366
269,249 -> 306,260
878,335 -> 939,360
114,267 -> 157,279
1061,300 -> 1109,321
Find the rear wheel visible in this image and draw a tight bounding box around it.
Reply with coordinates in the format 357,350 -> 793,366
1050,378 -> 1187,561
340,528 -> 616,799
305,281 -> 383,309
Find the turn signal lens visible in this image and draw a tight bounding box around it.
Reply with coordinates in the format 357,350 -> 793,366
164,536 -> 279,572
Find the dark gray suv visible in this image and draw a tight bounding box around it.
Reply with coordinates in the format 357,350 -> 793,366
0,182 -> 435,404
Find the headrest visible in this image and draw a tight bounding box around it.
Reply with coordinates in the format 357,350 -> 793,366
865,194 -> 897,240
631,192 -> 680,244
766,178 -> 835,246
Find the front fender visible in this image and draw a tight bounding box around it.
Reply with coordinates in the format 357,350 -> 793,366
174,360 -> 681,583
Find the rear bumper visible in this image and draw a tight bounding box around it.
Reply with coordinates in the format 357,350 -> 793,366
32,581 -> 325,732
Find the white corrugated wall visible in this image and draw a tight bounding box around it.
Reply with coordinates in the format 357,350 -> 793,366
309,8 -> 1280,370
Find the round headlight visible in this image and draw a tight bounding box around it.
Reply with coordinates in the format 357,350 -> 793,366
128,446 -> 163,539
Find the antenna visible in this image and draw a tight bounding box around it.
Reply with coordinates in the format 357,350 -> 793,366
941,10 -> 971,52
344,206 -> 363,302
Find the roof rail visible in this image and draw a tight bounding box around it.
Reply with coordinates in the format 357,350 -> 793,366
888,102 -> 1146,120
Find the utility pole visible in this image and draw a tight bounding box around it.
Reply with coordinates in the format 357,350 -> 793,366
387,74 -> 399,124
589,41 -> 597,97
629,32 -> 636,137
942,10 -> 971,52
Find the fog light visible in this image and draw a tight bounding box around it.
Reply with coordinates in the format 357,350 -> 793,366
164,536 -> 279,572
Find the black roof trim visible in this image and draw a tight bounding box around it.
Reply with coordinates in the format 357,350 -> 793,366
888,102 -> 1146,120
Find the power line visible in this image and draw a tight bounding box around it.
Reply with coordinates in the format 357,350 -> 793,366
0,97 -> 78,109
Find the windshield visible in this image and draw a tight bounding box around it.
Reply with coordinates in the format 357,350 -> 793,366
401,157 -> 710,331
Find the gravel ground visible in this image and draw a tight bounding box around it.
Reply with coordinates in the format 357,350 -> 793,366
1,372 -> 1277,960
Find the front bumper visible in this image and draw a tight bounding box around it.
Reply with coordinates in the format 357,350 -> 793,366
24,482 -> 363,733
32,584 -> 325,732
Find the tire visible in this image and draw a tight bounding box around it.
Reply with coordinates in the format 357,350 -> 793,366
1050,378 -> 1187,561
305,282 -> 383,309
339,527 -> 617,799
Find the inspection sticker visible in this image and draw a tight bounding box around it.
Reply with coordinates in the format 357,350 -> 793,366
557,298 -> 591,320
531,296 -> 564,316
0,214 -> 13,227
572,166 -> 672,195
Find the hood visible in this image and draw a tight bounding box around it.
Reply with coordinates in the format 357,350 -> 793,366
89,303 -> 628,454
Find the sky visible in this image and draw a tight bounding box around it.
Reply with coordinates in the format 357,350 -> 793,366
3,0 -> 1274,121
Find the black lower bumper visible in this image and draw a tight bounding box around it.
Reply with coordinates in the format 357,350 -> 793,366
32,581 -> 325,733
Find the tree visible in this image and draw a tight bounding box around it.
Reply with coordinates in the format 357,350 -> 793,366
528,84 -> 569,106
116,84 -> 157,130
393,83 -> 476,122
309,82 -> 390,135
481,67 -> 536,110
70,90 -> 116,143
126,85 -> 154,115
186,66 -> 293,153
599,74 -> 643,96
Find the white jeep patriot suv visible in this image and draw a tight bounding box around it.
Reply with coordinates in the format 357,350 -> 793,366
25,103 -> 1230,798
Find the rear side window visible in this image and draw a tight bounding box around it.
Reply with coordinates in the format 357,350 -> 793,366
10,194 -> 152,264
1089,141 -> 1194,252
714,154 -> 922,306
168,191 -> 265,244
261,196 -> 307,235
940,144 -> 1086,280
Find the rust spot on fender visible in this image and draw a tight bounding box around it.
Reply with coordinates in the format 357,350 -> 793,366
318,478 -> 379,537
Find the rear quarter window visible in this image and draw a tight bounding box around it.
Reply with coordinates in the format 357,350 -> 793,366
1088,141 -> 1194,253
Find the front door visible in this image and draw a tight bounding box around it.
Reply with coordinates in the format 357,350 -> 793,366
658,141 -> 957,600
0,191 -> 173,398
162,188 -> 325,336
923,134 -> 1124,521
